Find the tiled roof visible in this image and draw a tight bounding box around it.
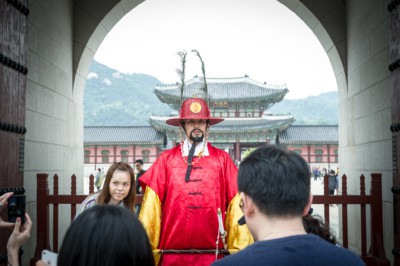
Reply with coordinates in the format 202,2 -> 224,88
84,126 -> 164,145
154,76 -> 288,110
83,125 -> 338,145
279,125 -> 338,144
149,115 -> 295,134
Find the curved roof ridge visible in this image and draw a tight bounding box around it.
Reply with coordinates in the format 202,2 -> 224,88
83,126 -> 165,145
84,125 -> 153,128
279,125 -> 338,144
149,115 -> 295,123
155,76 -> 287,90
281,124 -> 338,128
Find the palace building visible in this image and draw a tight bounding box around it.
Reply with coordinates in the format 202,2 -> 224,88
83,125 -> 338,171
149,76 -> 295,160
84,76 -> 338,173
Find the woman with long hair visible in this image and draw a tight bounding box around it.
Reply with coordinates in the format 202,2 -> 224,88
75,162 -> 136,218
302,208 -> 339,246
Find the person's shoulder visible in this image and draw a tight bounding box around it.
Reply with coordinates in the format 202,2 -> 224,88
208,143 -> 230,157
211,252 -> 246,266
148,147 -> 177,165
212,245 -> 259,266
83,193 -> 99,206
160,146 -> 180,157
306,235 -> 364,264
329,244 -> 364,263
75,193 -> 99,219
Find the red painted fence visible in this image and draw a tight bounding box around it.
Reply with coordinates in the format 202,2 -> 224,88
30,173 -> 388,266
313,173 -> 389,265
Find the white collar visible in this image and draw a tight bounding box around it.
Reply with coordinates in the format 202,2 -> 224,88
182,139 -> 209,156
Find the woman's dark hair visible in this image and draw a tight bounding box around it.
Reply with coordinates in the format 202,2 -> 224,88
97,162 -> 136,211
58,205 -> 155,266
302,213 -> 338,245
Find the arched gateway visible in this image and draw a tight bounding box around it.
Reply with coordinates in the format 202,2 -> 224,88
0,1 -> 398,265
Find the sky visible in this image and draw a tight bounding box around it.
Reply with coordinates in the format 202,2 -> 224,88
94,0 -> 337,99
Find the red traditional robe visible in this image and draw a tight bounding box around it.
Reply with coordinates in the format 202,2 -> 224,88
139,143 -> 253,266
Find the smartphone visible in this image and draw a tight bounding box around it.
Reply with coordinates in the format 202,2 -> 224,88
41,250 -> 58,266
7,195 -> 26,223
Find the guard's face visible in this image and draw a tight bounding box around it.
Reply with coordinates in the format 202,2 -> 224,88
183,119 -> 208,143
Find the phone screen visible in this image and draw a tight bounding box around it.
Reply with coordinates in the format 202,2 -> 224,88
8,195 -> 26,223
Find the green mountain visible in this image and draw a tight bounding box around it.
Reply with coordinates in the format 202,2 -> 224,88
84,60 -> 338,126
268,92 -> 338,125
84,61 -> 174,126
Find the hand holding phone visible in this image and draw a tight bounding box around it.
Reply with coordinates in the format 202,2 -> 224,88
0,192 -> 14,228
8,195 -> 26,223
41,250 -> 58,266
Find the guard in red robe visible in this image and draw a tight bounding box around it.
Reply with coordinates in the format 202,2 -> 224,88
139,98 -> 253,266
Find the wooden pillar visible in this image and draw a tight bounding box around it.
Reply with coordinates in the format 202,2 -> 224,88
30,174 -> 51,265
327,144 -> 331,169
94,145 -> 98,170
369,173 -> 389,264
131,145 -> 134,164
235,140 -> 241,161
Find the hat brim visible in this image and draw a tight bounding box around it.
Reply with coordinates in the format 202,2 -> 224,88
166,117 -> 224,126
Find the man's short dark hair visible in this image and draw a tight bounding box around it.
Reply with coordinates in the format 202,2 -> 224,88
238,145 -> 310,217
135,159 -> 144,165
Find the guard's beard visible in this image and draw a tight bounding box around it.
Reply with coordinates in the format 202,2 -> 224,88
189,129 -> 204,143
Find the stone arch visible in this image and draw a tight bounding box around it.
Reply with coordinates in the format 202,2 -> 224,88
72,0 -> 346,105
71,0 -> 393,260
278,0 -> 347,93
72,0 -> 144,101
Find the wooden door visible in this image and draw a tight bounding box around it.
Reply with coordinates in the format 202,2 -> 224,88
389,2 -> 400,264
0,0 -> 28,263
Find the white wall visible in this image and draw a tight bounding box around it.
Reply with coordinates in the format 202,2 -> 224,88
342,0 -> 393,261
24,0 -> 80,263
280,0 -> 393,262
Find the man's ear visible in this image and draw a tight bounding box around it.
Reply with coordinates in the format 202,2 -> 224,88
242,193 -> 256,216
302,193 -> 313,216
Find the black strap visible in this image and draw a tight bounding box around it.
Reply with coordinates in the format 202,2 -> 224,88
185,143 -> 197,182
